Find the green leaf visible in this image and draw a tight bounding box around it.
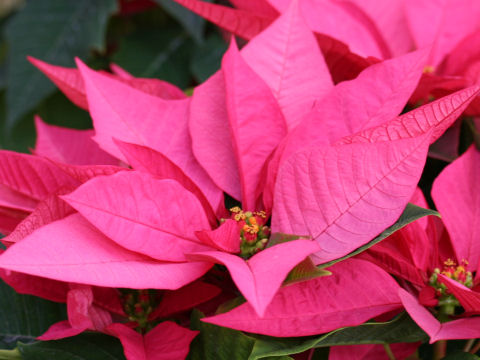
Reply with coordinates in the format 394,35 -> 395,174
248,312 -> 427,360
0,280 -> 66,349
283,257 -> 331,286
155,0 -> 211,44
267,233 -> 309,248
18,333 -> 125,360
190,33 -> 228,82
5,0 -> 117,130
112,26 -> 193,88
442,352 -> 480,360
187,310 -> 256,360
318,203 -> 439,269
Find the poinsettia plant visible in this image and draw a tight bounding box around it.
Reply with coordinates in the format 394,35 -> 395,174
1,0 -> 480,359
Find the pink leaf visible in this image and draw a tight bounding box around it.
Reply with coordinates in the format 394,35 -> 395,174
222,39 -> 286,209
0,151 -> 78,200
320,49 -> 428,142
241,0 -> 333,130
338,85 -> 480,145
172,0 -> 273,40
115,140 -> 222,225
0,214 -> 212,289
34,116 -> 118,166
229,0 -> 278,18
399,288 -> 480,342
151,281 -> 221,319
0,184 -> 37,213
28,57 -> 88,110
38,321 -> 85,341
439,274 -> 480,314
190,40 -> 287,209
204,259 -> 401,336
432,145 -> 480,269
405,0 -> 480,66
4,192 -> 74,244
76,59 -> 220,213
267,0 -> 390,58
273,134 -> 431,264
195,219 -> 240,254
63,171 -> 212,262
108,321 -> 198,360
188,239 -> 321,317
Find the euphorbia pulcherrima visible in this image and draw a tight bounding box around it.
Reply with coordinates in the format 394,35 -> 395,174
364,145 -> 480,343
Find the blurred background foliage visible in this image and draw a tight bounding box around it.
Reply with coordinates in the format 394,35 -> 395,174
0,0 -> 228,152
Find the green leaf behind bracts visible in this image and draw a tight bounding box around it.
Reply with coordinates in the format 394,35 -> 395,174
5,0 -> 117,129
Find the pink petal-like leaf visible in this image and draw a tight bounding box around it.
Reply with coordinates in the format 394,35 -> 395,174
405,0 -> 480,66
229,0 -> 278,18
204,259 -> 401,336
222,39 -> 286,209
0,184 -> 37,213
0,151 -> 78,200
439,274 -> 480,314
432,145 -> 480,269
195,219 -> 240,254
152,281 -> 221,319
0,214 -> 212,289
4,192 -> 74,244
34,116 -> 118,166
76,59 -> 220,213
267,0 -> 390,59
108,321 -> 198,360
38,321 -> 85,341
172,0 -> 273,40
273,134 -> 431,264
339,85 -> 480,145
188,239 -> 321,317
241,0 -> 333,130
115,140 -> 221,225
399,288 -> 480,342
28,56 -> 88,109
63,171 -> 211,262
190,41 -> 287,209
329,343 -> 419,360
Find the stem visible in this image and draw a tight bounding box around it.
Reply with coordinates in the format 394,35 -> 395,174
470,340 -> 480,354
383,344 -> 397,360
464,339 -> 476,352
433,340 -> 447,360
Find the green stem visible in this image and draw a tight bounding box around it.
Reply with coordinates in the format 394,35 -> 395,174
383,343 -> 397,360
464,339 -> 476,352
433,340 -> 447,360
0,348 -> 21,360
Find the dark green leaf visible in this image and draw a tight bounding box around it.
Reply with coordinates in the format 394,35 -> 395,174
248,312 -> 427,360
187,310 -> 256,360
267,233 -> 309,248
318,203 -> 439,269
442,352 -> 480,360
190,33 -> 228,82
0,280 -> 66,349
112,26 -> 193,88
155,0 -> 211,44
18,333 -> 125,360
5,0 -> 117,129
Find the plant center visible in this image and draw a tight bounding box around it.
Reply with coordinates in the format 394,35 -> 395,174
229,206 -> 270,258
429,258 -> 473,316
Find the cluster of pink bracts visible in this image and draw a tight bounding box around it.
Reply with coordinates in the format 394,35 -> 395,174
2,0 -> 480,359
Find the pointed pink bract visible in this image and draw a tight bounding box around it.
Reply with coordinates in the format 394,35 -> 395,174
204,259 -> 401,336
63,172 -> 211,262
241,0 -> 333,130
188,239 -> 320,317
0,214 -> 212,289
273,134 -> 431,264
